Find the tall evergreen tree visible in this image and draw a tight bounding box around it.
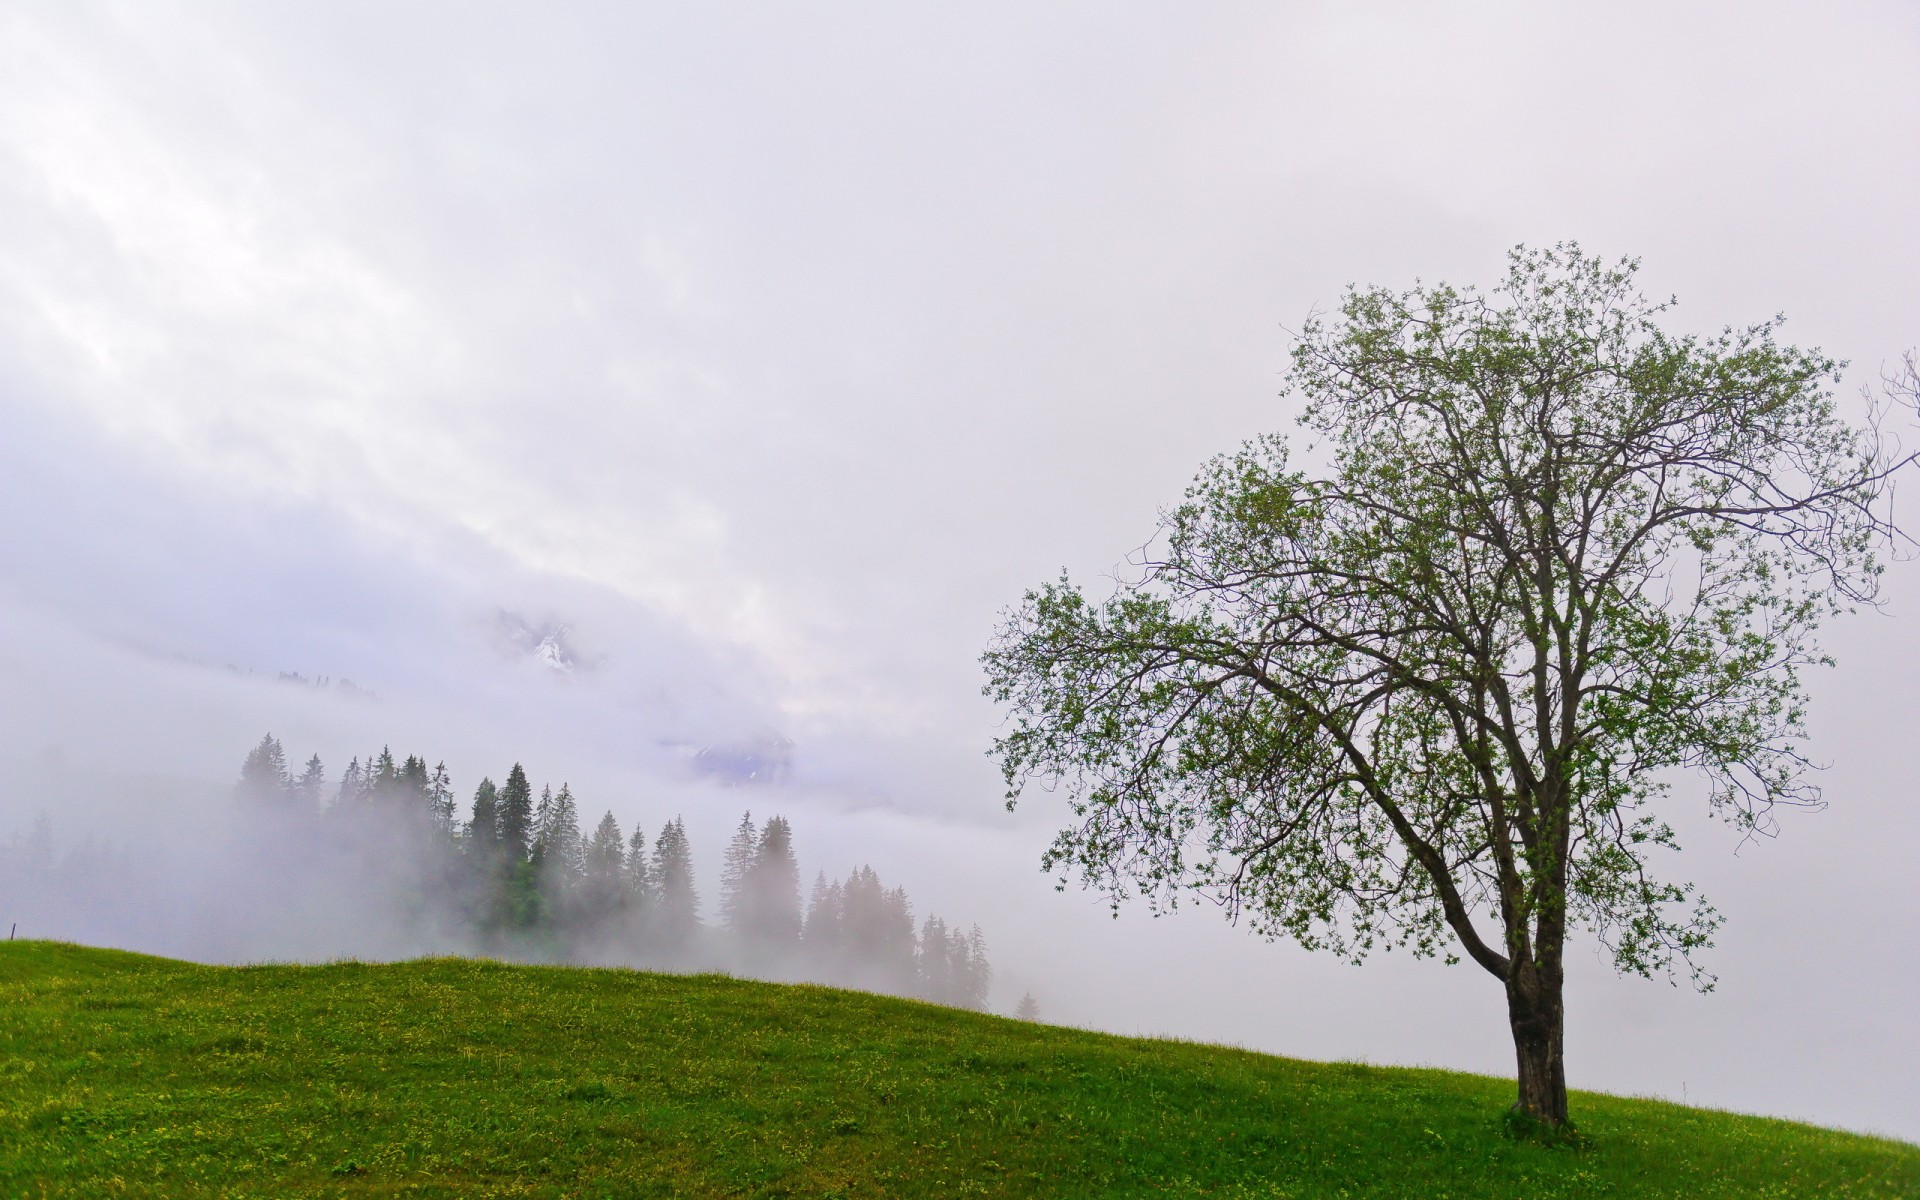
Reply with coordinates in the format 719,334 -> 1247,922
961,925 -> 992,1011
576,810 -> 625,926
624,825 -> 653,909
751,815 -> 802,946
468,777 -> 500,852
428,762 -> 456,836
803,872 -> 840,954
497,764 -> 534,863
397,754 -> 431,815
294,754 -> 326,813
372,747 -> 400,801
586,811 -> 624,878
917,915 -> 952,1002
530,784 -> 553,869
719,811 -> 757,934
236,734 -> 290,804
539,784 -> 585,881
334,756 -> 364,815
651,816 -> 700,949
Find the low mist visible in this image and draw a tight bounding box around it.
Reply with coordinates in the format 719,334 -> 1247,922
1,731 -> 995,1018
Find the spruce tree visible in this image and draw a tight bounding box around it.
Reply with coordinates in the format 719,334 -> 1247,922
497,764 -> 534,863
530,784 -> 555,869
468,777 -> 500,852
751,815 -> 802,947
803,872 -> 840,954
372,747 -> 400,802
294,754 -> 326,814
333,756 -> 364,817
526,783 -> 582,935
397,754 -> 431,816
651,816 -> 700,950
578,810 -> 625,927
236,734 -> 290,804
586,811 -> 624,878
917,915 -> 952,1003
624,825 -> 653,908
428,762 -> 456,836
495,765 -> 539,930
719,811 -> 757,935
878,885 -> 917,989
960,924 -> 992,1011
1014,992 -> 1039,1021
840,866 -> 883,958
542,784 -> 585,881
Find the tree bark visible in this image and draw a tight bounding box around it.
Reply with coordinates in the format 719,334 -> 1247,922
1506,959 -> 1568,1126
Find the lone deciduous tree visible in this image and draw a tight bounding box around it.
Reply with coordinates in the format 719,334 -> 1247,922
983,246 -> 1911,1129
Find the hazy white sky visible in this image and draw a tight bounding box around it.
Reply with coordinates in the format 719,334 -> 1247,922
1,2 -> 1916,1140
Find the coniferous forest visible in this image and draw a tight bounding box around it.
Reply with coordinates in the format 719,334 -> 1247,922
230,733 -> 993,1010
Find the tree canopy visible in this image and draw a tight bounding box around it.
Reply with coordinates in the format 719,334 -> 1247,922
984,244 -> 1911,1127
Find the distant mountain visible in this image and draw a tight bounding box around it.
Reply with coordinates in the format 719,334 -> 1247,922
494,610 -> 590,675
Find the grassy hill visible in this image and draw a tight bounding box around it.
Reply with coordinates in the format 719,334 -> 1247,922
1,941 -> 1913,1198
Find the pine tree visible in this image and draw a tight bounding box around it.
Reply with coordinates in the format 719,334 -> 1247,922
878,885 -> 916,989
372,747 -> 400,801
719,811 -> 757,935
839,866 -> 882,953
651,816 -> 700,949
397,754 -> 431,816
836,866 -> 915,989
428,762 -> 456,836
531,784 -> 555,869
529,783 -> 584,933
917,915 -> 952,1003
586,811 -> 624,878
580,810 -> 625,926
468,777 -> 500,852
294,754 -> 326,814
236,734 -> 290,804
803,872 -> 840,954
333,756 -> 364,816
542,784 -> 585,880
959,924 -> 992,1011
751,815 -> 802,947
497,764 -> 534,862
1014,992 -> 1039,1021
967,925 -> 998,1013
625,825 -> 653,909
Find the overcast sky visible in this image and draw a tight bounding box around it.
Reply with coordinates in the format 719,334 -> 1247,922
1,2 -> 1916,1141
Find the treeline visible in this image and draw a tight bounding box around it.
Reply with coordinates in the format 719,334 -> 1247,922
236,734 -> 992,1009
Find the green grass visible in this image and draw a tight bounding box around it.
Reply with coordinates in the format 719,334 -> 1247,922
1,941 -> 1913,1198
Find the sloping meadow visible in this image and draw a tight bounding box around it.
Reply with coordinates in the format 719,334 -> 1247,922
2,941 -> 1913,1198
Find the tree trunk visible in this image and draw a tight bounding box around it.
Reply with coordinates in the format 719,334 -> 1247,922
1506,960 -> 1568,1126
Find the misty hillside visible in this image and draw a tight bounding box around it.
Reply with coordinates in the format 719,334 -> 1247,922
1,736 -> 995,1014
3,943 -> 1914,1198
